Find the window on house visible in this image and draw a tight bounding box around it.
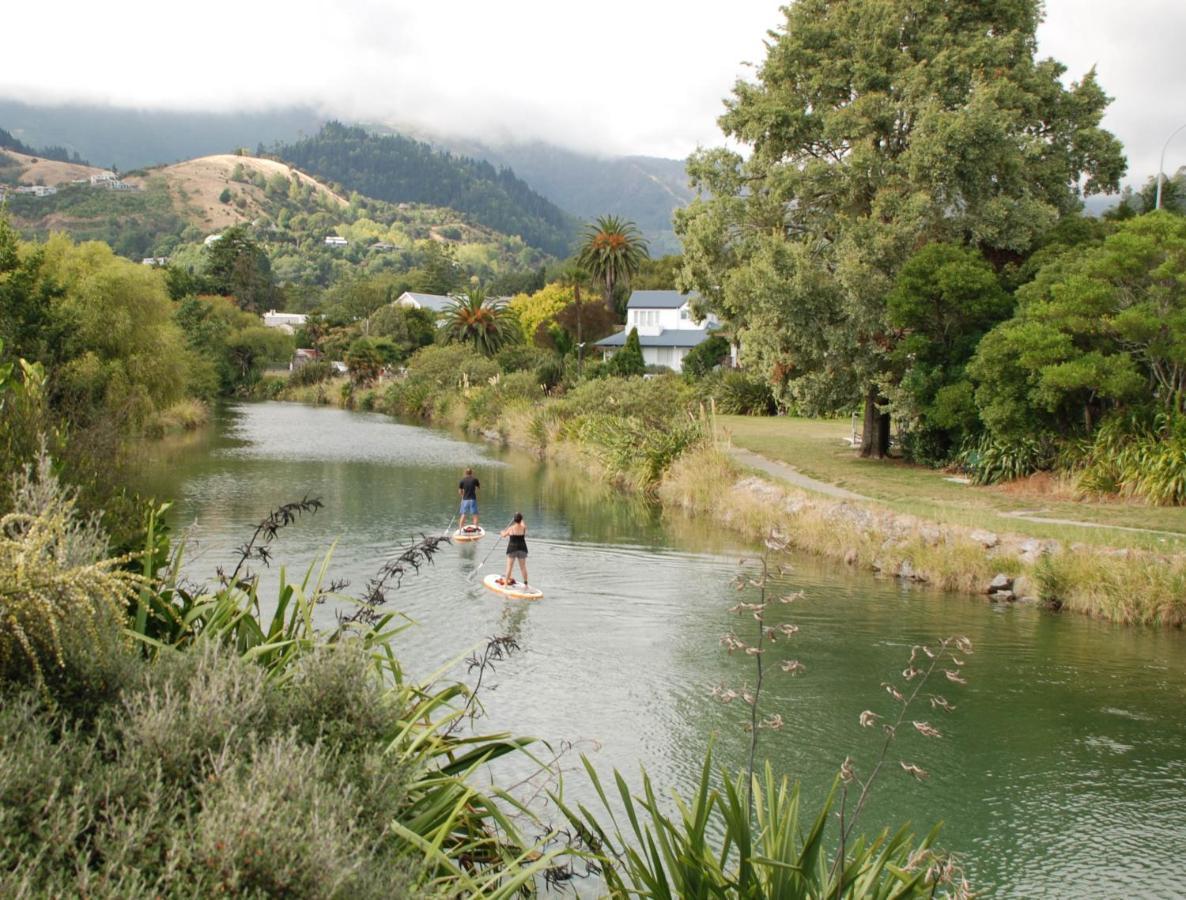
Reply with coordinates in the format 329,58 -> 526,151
680,308 -> 689,320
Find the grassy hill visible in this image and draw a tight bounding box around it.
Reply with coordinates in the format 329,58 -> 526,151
273,122 -> 580,257
2,151 -> 552,285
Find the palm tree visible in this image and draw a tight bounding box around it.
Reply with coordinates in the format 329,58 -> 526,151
442,286 -> 516,356
576,216 -> 649,314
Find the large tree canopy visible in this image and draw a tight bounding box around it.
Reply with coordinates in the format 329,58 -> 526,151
676,0 -> 1125,456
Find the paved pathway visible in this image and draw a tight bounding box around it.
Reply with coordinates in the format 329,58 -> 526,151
728,447 -> 870,501
730,447 -> 1186,539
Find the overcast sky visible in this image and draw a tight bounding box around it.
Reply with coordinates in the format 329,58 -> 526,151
3,0 -> 1183,184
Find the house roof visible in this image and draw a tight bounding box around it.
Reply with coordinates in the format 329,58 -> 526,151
595,328 -> 715,349
398,291 -> 455,313
626,290 -> 699,310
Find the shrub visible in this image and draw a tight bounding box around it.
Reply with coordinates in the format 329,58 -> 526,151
1072,408 -> 1186,505
288,359 -> 334,388
956,433 -> 1056,485
405,344 -> 499,390
0,456 -> 142,692
702,370 -> 777,415
606,327 -> 645,377
495,344 -> 550,374
681,334 -> 731,380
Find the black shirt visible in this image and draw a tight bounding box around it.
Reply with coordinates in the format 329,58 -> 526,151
459,476 -> 480,500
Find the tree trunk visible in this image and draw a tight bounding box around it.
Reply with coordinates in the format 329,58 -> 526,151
859,385 -> 891,459
574,284 -> 584,376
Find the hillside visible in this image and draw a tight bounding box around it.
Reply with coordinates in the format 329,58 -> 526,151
273,122 -> 580,257
124,154 -> 347,231
439,139 -> 694,255
0,149 -> 106,185
3,150 -> 552,284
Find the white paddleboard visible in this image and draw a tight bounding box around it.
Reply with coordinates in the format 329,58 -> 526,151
483,573 -> 544,601
453,526 -> 486,542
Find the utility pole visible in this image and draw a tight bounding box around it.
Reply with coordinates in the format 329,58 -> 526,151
1155,122 -> 1186,210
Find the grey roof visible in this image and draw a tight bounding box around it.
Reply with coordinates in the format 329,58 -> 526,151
595,328 -> 714,349
399,292 -> 455,313
626,290 -> 699,310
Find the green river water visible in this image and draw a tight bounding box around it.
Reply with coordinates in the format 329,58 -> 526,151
140,402 -> 1186,897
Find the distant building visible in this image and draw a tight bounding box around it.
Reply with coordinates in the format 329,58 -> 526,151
324,235 -> 347,246
89,172 -> 118,186
594,290 -> 722,373
204,233 -> 223,246
371,242 -> 394,251
141,257 -> 169,267
263,310 -> 308,334
396,291 -> 454,318
291,348 -> 322,371
15,185 -> 57,197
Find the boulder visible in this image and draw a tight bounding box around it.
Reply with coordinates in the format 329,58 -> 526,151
843,548 -> 858,566
969,529 -> 999,549
1012,574 -> 1037,603
898,559 -> 915,580
989,590 -> 1016,603
987,573 -> 1013,593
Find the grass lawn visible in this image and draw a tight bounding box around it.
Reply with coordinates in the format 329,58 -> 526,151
717,415 -> 1186,553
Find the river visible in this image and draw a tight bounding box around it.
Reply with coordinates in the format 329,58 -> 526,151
140,402 -> 1186,897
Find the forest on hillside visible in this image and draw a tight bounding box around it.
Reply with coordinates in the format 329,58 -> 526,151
274,123 -> 579,257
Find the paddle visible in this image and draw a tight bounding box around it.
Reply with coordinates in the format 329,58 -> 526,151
467,520 -> 512,581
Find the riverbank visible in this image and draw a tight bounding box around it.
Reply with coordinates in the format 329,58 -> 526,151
266,371 -> 1186,627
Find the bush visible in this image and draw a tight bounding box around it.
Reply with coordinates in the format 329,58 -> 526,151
288,359 -> 334,388
405,344 -> 499,390
495,344 -> 550,374
1072,408 -> 1186,505
701,371 -> 777,415
956,433 -> 1056,485
606,327 -> 645,377
681,335 -> 731,380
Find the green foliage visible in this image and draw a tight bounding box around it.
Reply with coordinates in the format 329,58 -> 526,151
508,282 -> 574,345
345,337 -> 384,386
560,753 -> 942,898
887,243 -> 1012,460
287,359 -> 333,388
607,326 -> 646,377
494,343 -> 551,374
969,213 -> 1186,441
275,122 -> 579,256
676,0 -> 1125,449
203,224 -> 277,314
682,334 -> 731,380
224,325 -> 293,391
577,215 -> 650,313
384,344 -> 501,418
442,286 -> 519,356
701,370 -> 777,416
956,433 -> 1056,485
1072,408 -> 1186,505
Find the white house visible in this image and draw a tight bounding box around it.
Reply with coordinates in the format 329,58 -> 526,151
262,310 -> 308,334
594,290 -> 721,373
89,172 -> 118,186
324,235 -> 348,247
396,291 -> 455,318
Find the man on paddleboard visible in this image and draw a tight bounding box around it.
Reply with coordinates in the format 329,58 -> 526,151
458,468 -> 481,533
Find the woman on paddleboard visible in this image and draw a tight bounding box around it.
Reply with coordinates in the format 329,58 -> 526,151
498,512 -> 528,586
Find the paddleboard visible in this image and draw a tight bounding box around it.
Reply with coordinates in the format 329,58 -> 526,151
453,526 -> 486,542
483,573 -> 544,601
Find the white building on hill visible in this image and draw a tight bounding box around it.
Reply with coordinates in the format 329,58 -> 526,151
396,291 -> 455,319
594,290 -> 722,373
263,310 -> 308,334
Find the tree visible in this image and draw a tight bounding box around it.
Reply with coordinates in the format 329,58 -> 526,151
577,216 -> 649,315
442,286 -> 518,356
676,0 -> 1125,458
886,243 -> 1011,458
204,225 -> 277,315
608,327 -> 646,377
345,337 -> 384,386
508,283 -> 575,348
969,212 -> 1186,440
682,335 -> 731,380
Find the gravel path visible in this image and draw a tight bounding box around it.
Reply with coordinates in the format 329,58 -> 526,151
728,447 -> 870,501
